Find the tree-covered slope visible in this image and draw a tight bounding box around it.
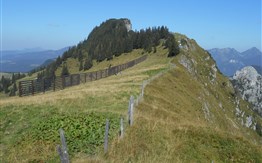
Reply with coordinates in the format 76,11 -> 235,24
35,18 -> 178,80
0,18 -> 179,97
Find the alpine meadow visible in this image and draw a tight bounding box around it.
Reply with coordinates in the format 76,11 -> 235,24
1,18 -> 262,163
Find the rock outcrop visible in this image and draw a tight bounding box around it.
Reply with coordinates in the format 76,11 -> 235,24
232,66 -> 262,116
123,19 -> 132,32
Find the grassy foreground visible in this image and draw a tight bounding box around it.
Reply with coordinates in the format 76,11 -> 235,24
0,46 -> 170,162
1,36 -> 262,162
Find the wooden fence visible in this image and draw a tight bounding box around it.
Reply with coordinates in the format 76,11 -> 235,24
18,55 -> 147,97
55,62 -> 173,162
57,93 -> 138,162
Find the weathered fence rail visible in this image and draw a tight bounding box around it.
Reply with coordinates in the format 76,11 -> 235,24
18,55 -> 147,97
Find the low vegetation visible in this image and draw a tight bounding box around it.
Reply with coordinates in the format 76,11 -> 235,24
31,113 -> 119,154
0,45 -> 170,162
1,29 -> 261,162
103,65 -> 262,162
96,34 -> 262,162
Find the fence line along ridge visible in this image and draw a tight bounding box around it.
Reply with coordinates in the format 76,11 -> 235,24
18,55 -> 147,97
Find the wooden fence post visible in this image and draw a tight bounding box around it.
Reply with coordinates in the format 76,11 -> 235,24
120,117 -> 124,138
19,81 -> 22,97
78,74 -> 80,84
104,119 -> 109,153
128,96 -> 134,126
62,76 -> 65,89
31,80 -> 34,96
43,78 -> 45,93
141,82 -> 145,97
53,77 -> 56,92
135,97 -> 139,106
108,68 -> 111,76
57,129 -> 70,163
70,75 -> 73,86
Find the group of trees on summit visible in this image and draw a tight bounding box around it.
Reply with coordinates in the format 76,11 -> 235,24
36,19 -> 179,80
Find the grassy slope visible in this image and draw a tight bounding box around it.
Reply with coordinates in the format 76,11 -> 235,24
88,34 -> 262,162
1,35 -> 262,162
0,47 -> 170,162
103,64 -> 262,163
55,49 -> 145,76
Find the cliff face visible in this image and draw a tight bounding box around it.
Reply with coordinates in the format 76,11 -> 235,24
175,33 -> 262,136
232,66 -> 262,116
123,18 -> 132,32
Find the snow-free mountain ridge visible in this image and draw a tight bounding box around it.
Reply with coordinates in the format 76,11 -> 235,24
208,47 -> 262,76
1,47 -> 69,73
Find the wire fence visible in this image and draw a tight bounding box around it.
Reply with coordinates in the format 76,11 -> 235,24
18,55 -> 147,97
56,63 -> 174,162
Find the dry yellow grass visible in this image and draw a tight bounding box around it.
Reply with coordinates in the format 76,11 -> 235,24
1,38 -> 262,162
98,61 -> 262,163
74,34 -> 262,162
0,46 -> 171,162
87,49 -> 145,72
0,53 -> 168,107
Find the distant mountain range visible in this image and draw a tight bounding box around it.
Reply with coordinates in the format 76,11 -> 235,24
208,47 -> 262,76
0,47 -> 69,73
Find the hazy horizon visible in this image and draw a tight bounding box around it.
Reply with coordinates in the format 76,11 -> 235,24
1,46 -> 261,54
1,0 -> 261,52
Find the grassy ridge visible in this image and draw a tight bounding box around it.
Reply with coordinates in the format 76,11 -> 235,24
103,67 -> 262,162
0,47 -> 169,162
99,36 -> 262,162
1,37 -> 261,162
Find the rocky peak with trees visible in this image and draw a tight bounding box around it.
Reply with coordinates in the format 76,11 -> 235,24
36,18 -> 179,80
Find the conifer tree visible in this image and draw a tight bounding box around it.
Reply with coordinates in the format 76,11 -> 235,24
61,64 -> 69,76
153,46 -> 157,53
166,34 -> 180,57
79,61 -> 83,71
9,83 -> 17,96
84,58 -> 93,70
12,73 -> 15,84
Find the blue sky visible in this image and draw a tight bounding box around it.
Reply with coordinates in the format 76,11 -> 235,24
1,0 -> 261,52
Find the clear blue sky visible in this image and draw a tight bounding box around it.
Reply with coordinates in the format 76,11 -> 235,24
1,0 -> 261,52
